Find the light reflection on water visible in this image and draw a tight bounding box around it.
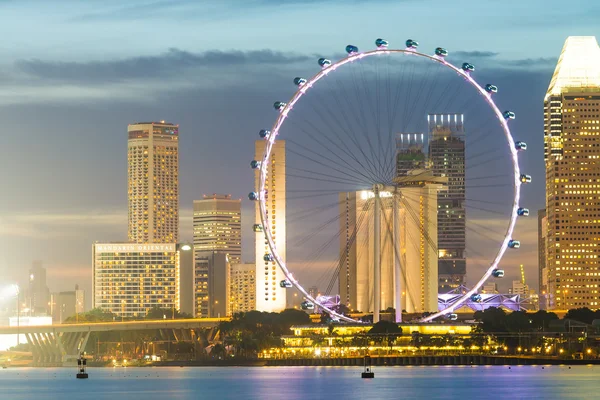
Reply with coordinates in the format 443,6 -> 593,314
0,365 -> 598,400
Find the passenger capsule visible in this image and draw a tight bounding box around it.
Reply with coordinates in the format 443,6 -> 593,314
515,141 -> 527,150
273,101 -> 287,111
517,208 -> 530,217
435,47 -> 448,57
248,192 -> 259,201
293,77 -> 307,87
345,45 -> 359,55
492,269 -> 505,278
375,38 -> 389,48
520,174 -> 532,183
462,63 -> 475,72
252,224 -> 263,232
504,111 -> 516,120
250,160 -> 261,169
259,129 -> 270,139
301,301 -> 315,310
508,240 -> 521,249
446,313 -> 458,321
470,294 -> 482,303
485,84 -> 498,93
280,280 -> 293,288
318,58 -> 331,68
263,253 -> 274,262
406,39 -> 419,49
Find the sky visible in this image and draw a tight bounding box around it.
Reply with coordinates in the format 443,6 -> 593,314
0,0 -> 598,308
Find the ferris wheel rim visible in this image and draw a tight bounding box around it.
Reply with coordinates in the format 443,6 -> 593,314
255,45 -> 523,324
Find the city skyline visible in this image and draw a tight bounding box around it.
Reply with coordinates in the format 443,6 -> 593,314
1,1 -> 599,306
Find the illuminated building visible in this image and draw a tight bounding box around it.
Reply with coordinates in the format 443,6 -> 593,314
339,170 -> 443,314
92,243 -> 180,318
395,133 -> 426,177
428,114 -> 467,292
178,243 -> 194,315
127,122 -> 179,244
229,263 -> 256,314
538,209 -> 548,309
194,252 -> 229,318
193,194 -> 241,265
255,140 -> 287,312
544,36 -> 600,310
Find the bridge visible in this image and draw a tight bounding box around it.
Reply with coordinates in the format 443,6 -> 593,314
0,318 -> 225,366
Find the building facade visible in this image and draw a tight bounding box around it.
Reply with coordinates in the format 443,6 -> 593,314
254,140 -> 287,312
229,263 -> 256,314
544,36 -> 600,310
27,261 -> 50,315
127,122 -> 179,244
193,194 -> 241,265
194,251 -> 229,318
396,133 -> 427,177
92,243 -> 180,318
51,286 -> 85,323
428,114 -> 467,292
538,209 -> 548,309
339,172 -> 443,314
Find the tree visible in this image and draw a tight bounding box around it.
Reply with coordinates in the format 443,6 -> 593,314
65,308 -> 115,323
473,307 -> 507,333
565,308 -> 597,324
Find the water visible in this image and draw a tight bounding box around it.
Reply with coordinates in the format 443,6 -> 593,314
1,365 -> 599,399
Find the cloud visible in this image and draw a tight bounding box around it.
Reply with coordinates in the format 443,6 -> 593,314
452,51 -> 499,59
15,48 -> 312,84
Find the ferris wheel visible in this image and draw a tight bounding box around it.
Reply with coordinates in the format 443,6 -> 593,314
249,38 -> 530,323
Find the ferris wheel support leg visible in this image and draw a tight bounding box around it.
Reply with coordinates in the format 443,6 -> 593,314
373,185 -> 382,324
393,196 -> 402,323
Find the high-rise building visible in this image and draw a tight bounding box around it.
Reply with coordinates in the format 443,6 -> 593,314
128,122 -> 179,244
538,209 -> 548,309
178,243 -> 194,315
92,243 -> 180,318
339,171 -> 444,314
254,140 -> 286,312
396,133 -> 427,177
229,262 -> 256,314
27,261 -> 50,315
482,283 -> 498,294
193,194 -> 241,265
194,252 -> 229,318
428,114 -> 467,292
544,36 -> 600,310
510,280 -> 530,296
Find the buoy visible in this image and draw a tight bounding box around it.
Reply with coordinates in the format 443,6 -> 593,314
76,353 -> 88,379
361,355 -> 374,378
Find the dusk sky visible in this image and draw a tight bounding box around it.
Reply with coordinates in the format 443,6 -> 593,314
0,0 -> 599,307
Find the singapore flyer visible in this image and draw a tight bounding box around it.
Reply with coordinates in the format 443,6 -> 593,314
250,38 -> 529,324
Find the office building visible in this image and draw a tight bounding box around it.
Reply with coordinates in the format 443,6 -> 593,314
510,280 -> 530,296
482,283 -> 498,294
339,170 -> 444,313
127,121 -> 179,244
92,243 -> 180,318
544,36 -> 600,310
27,261 -> 50,315
193,194 -> 241,265
178,243 -> 194,315
194,252 -> 229,318
229,262 -> 256,314
255,140 -> 287,312
428,114 -> 467,292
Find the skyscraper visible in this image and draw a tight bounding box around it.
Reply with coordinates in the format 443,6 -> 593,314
229,262 -> 256,314
544,36 -> 600,310
27,261 -> 49,315
194,252 -> 229,318
428,114 -> 466,293
193,194 -> 241,265
255,140 -> 287,312
128,122 -> 179,244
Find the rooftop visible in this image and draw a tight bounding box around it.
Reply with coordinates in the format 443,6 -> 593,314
546,36 -> 600,99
